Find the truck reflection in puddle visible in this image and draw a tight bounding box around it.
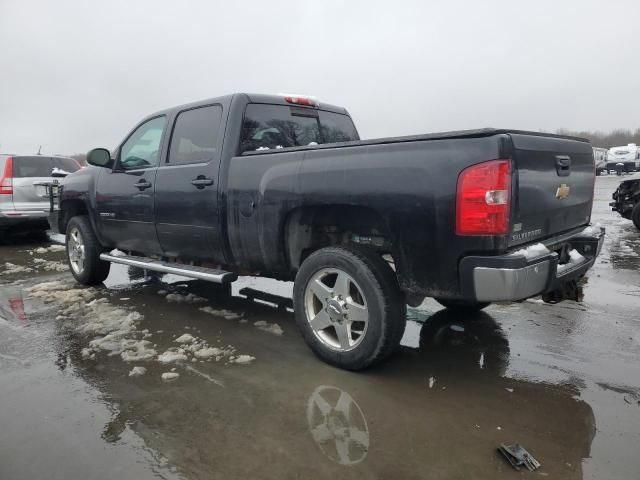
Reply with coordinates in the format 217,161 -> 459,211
25,277 -> 595,479
307,385 -> 369,465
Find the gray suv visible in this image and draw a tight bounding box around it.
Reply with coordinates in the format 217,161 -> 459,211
0,155 -> 80,232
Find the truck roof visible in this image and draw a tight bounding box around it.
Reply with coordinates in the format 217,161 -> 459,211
147,93 -> 349,119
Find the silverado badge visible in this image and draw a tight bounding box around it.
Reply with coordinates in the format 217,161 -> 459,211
556,184 -> 570,200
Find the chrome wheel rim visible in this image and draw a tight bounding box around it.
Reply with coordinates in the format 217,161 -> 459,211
67,227 -> 86,274
304,268 -> 369,352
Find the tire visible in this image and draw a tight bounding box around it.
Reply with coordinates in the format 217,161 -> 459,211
596,168 -> 602,176
632,203 -> 640,231
66,215 -> 110,285
434,298 -> 491,313
293,246 -> 406,370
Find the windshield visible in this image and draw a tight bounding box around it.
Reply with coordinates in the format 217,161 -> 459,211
239,104 -> 359,154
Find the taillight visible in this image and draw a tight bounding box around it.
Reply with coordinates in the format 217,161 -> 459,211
0,157 -> 13,195
456,159 -> 511,236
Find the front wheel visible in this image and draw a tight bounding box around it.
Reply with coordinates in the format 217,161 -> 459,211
293,247 -> 406,370
66,216 -> 110,285
434,298 -> 491,313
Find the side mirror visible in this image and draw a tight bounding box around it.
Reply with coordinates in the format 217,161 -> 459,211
87,148 -> 112,168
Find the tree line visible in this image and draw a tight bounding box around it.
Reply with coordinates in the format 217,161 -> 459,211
553,128 -> 640,149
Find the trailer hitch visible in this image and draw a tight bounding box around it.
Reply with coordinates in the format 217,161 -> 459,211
542,279 -> 584,304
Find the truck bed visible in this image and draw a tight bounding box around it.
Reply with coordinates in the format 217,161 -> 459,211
241,128 -> 588,156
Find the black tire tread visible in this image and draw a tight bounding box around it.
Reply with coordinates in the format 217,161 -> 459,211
66,215 -> 110,285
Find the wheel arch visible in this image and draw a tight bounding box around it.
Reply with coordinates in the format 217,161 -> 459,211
282,204 -> 407,285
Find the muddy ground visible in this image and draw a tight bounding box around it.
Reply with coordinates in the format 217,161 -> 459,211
1,174 -> 639,480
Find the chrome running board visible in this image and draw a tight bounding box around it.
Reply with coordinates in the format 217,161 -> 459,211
99,253 -> 237,284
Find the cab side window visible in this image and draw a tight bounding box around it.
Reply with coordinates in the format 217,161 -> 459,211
168,105 -> 223,164
119,116 -> 166,170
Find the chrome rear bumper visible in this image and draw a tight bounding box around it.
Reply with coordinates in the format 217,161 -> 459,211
460,226 -> 605,302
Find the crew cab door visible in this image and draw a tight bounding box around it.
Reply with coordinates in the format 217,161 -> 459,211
95,116 -> 166,254
154,104 -> 225,262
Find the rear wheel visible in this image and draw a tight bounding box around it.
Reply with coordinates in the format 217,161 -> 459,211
434,298 -> 491,313
66,216 -> 110,285
293,246 -> 406,370
632,203 -> 640,231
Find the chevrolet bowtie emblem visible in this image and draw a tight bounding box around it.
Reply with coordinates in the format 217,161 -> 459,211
556,184 -> 570,200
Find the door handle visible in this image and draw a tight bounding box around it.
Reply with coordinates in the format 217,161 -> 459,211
135,179 -> 152,190
191,176 -> 214,189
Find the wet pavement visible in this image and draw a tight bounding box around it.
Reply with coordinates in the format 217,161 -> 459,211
1,174 -> 639,480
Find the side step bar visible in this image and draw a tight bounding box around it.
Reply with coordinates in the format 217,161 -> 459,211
99,253 -> 237,284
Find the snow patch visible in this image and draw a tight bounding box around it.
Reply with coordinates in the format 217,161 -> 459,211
557,249 -> 585,273
157,350 -> 188,363
161,372 -> 180,381
511,243 -> 550,260
129,366 -> 147,377
25,280 -> 255,372
119,340 -> 157,362
32,258 -> 67,272
253,320 -> 284,336
199,306 -> 242,320
580,223 -> 602,236
33,244 -> 66,254
81,348 -> 96,360
1,263 -> 33,275
174,333 -> 195,343
193,347 -> 225,359
26,281 -> 154,362
232,355 -> 255,365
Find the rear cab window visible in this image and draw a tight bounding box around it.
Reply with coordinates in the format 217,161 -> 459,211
239,104 -> 359,154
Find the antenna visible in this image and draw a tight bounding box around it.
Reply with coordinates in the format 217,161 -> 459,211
37,145 -> 42,155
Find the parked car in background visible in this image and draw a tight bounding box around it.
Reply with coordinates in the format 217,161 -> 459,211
0,155 -> 81,233
593,147 -> 608,175
606,144 -> 640,173
611,178 -> 640,229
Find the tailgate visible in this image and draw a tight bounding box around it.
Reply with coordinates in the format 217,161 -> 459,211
508,134 -> 594,247
12,176 -> 52,211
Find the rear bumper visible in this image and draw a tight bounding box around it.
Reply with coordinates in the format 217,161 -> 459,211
0,210 -> 49,227
459,226 -> 605,302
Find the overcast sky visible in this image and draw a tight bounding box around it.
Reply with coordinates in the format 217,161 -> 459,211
1,0 -> 639,155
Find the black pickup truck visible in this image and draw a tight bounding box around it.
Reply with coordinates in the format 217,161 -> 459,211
52,93 -> 604,370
